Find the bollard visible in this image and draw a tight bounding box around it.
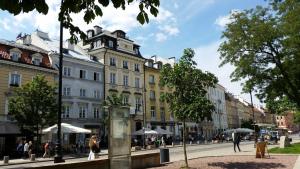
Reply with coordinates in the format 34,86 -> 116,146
30,154 -> 36,161
171,142 -> 174,147
189,141 -> 192,145
3,156 -> 9,164
180,141 -> 183,145
197,141 -> 200,144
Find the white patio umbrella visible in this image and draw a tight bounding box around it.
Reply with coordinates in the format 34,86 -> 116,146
223,128 -> 254,134
155,128 -> 173,135
42,123 -> 91,134
132,128 -> 158,135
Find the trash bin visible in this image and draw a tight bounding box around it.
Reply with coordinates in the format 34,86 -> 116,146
160,148 -> 169,163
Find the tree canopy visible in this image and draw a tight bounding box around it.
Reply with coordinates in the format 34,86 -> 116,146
0,0 -> 160,43
160,48 -> 218,168
8,75 -> 57,144
218,0 -> 300,108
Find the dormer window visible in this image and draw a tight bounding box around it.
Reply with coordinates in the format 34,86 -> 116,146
134,48 -> 139,55
31,53 -> 43,66
33,58 -> 41,65
108,40 -> 114,48
87,30 -> 93,38
9,48 -> 22,61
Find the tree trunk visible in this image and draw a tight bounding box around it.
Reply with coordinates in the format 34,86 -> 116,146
183,119 -> 189,168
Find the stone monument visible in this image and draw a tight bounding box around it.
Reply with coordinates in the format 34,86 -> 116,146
108,106 -> 131,169
280,136 -> 290,148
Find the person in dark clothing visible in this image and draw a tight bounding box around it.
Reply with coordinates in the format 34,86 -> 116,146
233,132 -> 241,152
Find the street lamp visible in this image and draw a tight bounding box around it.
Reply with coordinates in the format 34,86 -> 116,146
249,89 -> 257,147
54,0 -> 65,163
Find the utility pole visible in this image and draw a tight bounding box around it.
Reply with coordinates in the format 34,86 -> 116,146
249,89 -> 257,147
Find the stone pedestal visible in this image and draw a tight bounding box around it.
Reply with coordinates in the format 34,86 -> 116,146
3,156 -> 9,164
280,136 -> 290,148
30,154 -> 36,161
108,106 -> 131,169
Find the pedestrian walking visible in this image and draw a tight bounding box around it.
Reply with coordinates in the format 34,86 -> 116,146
23,141 -> 29,159
16,140 -> 24,158
28,141 -> 33,158
88,135 -> 99,160
232,131 -> 241,152
43,141 -> 50,158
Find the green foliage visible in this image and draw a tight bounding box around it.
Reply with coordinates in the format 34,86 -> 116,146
160,48 -> 218,168
241,119 -> 254,130
266,96 -> 298,115
8,75 -> 57,138
269,143 -> 300,154
160,48 -> 218,122
0,0 -> 160,43
218,0 -> 300,108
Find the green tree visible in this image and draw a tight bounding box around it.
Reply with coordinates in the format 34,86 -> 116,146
218,0 -> 300,108
160,48 -> 218,169
8,75 -> 57,149
0,0 -> 160,43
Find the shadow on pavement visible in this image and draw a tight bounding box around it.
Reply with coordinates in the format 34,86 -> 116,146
208,162 -> 285,169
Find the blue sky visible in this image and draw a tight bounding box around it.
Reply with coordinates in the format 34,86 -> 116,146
0,0 -> 268,105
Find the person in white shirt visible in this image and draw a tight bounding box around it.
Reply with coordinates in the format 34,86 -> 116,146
23,141 -> 29,159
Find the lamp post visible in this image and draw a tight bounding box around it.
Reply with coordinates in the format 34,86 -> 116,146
249,89 -> 257,147
217,99 -> 222,133
54,0 -> 64,163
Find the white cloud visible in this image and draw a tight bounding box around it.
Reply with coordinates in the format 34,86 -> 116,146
180,0 -> 216,20
194,41 -> 261,105
215,9 -> 240,28
156,33 -> 167,42
1,18 -> 11,31
159,25 -> 179,36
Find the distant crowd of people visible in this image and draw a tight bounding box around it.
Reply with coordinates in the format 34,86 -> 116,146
16,140 -> 33,159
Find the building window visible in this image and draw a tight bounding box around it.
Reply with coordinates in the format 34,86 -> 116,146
80,89 -> 86,97
80,70 -> 86,79
63,67 -> 71,77
87,31 -> 93,38
63,87 -> 71,96
94,107 -> 100,119
79,106 -> 86,118
135,77 -> 140,88
123,95 -> 129,105
150,90 -> 155,100
149,75 -> 155,84
94,72 -> 100,81
135,97 -> 141,112
123,75 -> 129,86
134,48 -> 139,55
134,63 -> 140,72
32,58 -> 41,65
62,105 -> 70,118
94,90 -> 100,99
11,52 -> 20,61
110,73 -> 116,84
160,107 -> 165,122
123,60 -> 128,69
110,57 -> 116,66
108,40 -> 114,48
151,106 -> 156,118
95,40 -> 101,48
10,73 -> 21,87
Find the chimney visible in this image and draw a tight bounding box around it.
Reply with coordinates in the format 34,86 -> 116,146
151,55 -> 157,62
94,26 -> 102,35
23,35 -> 31,45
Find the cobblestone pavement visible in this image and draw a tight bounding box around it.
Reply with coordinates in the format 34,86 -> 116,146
149,155 -> 299,169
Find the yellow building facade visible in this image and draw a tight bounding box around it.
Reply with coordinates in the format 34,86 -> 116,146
144,59 -> 175,134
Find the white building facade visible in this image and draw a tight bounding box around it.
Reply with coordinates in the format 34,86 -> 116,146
18,30 -> 105,143
207,84 -> 228,134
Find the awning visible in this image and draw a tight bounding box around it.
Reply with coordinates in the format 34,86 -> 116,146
42,123 -> 91,134
0,122 -> 21,134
